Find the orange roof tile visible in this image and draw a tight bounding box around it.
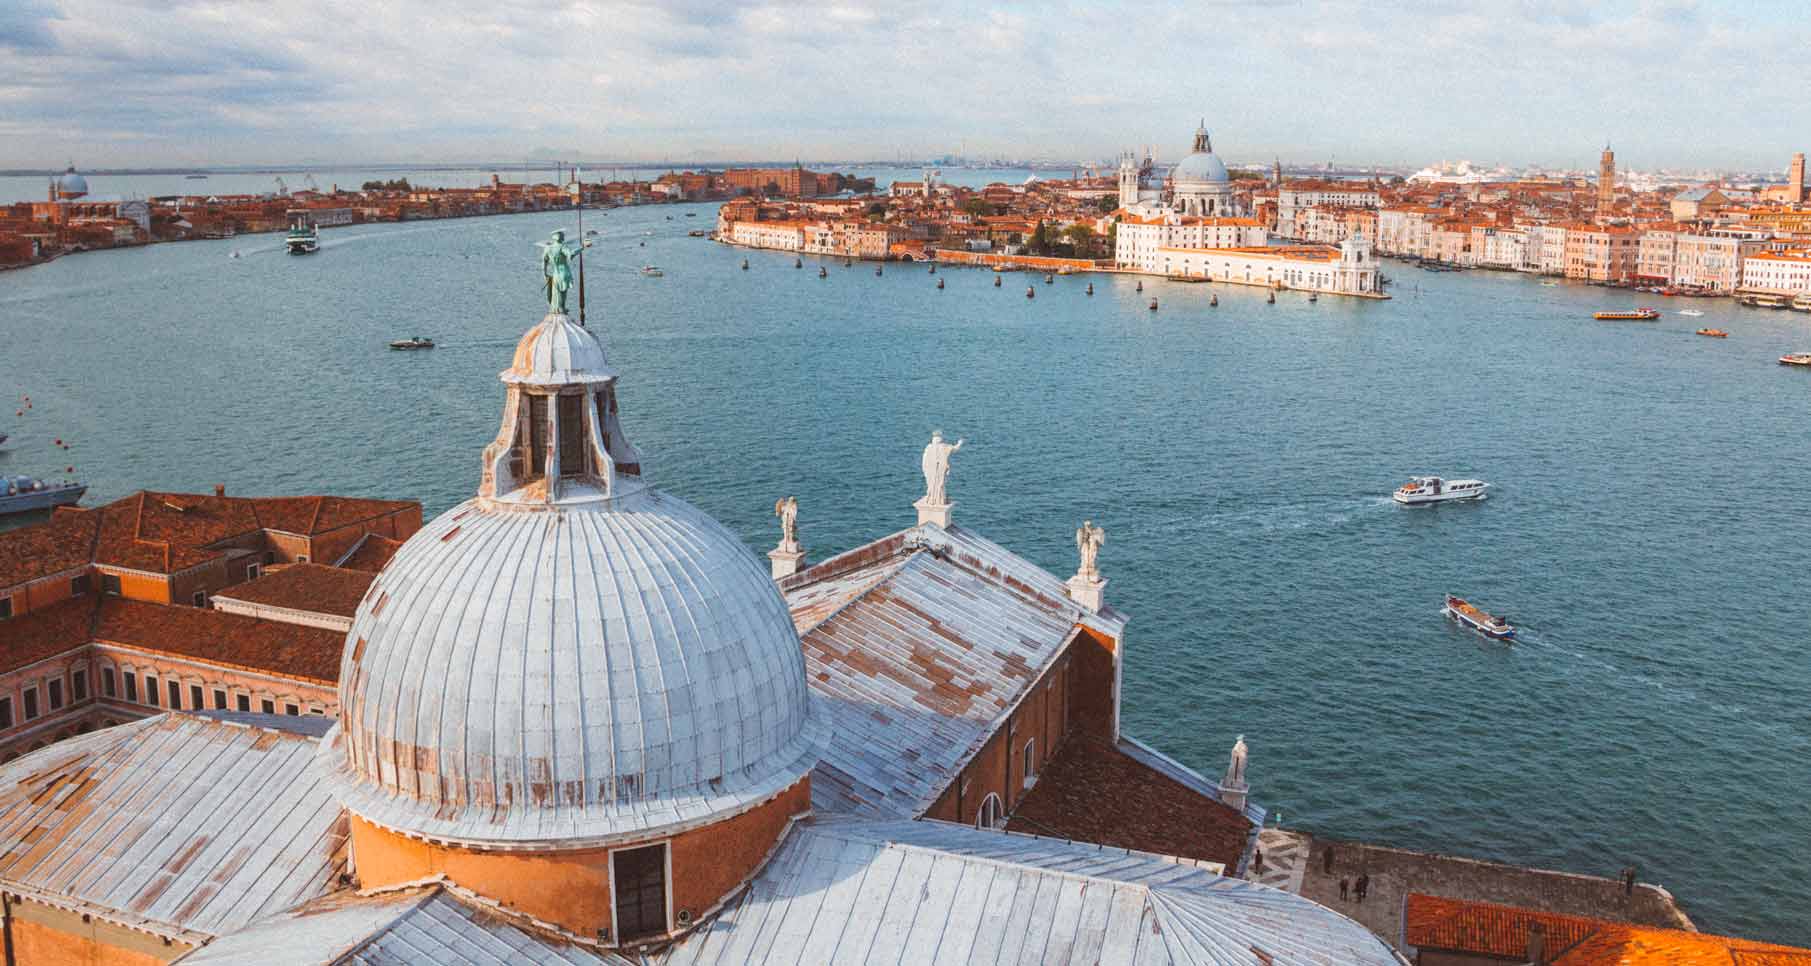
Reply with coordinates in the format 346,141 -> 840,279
0,507 -> 98,589
209,563 -> 374,619
92,597 -> 343,683
1405,894 -> 1602,959
1554,925 -> 1811,965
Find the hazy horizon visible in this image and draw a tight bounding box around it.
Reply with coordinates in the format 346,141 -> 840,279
4,0 -> 1807,173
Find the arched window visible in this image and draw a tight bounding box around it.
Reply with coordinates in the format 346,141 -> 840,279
976,793 -> 1004,831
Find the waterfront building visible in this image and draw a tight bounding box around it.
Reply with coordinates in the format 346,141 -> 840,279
1377,206 -> 1440,258
1672,228 -> 1768,292
1155,236 -> 1381,294
0,250 -> 1402,964
1170,122 -> 1246,218
1738,248 -> 1811,293
1469,225 -> 1531,271
1564,224 -> 1640,283
1275,180 -> 1382,239
1636,226 -> 1680,284
1527,223 -> 1570,275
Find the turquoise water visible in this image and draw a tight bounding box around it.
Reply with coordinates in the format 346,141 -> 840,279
3,203 -> 1808,941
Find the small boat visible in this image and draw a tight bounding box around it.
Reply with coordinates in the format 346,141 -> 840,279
284,213 -> 319,255
641,266 -> 664,277
1136,280 -> 1143,292
389,337 -> 435,350
0,432 -> 8,448
688,230 -> 707,237
1308,292 -> 1318,303
1443,595 -> 1517,641
1744,294 -> 1788,309
1044,274 -> 1053,284
1679,309 -> 1704,317
819,266 -> 827,278
1393,475 -> 1489,505
928,264 -> 936,274
1780,353 -> 1811,367
1026,286 -> 1035,299
1540,280 -> 1559,287
1086,283 -> 1094,296
229,251 -> 241,260
936,278 -> 945,290
1593,308 -> 1660,321
1210,294 -> 1219,307
1792,294 -> 1811,313
639,241 -> 645,247
1148,298 -> 1158,311
0,475 -> 86,516
686,212 -> 697,217
1695,328 -> 1728,338
993,275 -> 1001,288
992,265 -> 1004,273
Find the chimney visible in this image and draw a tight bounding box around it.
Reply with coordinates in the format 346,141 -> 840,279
214,483 -> 225,497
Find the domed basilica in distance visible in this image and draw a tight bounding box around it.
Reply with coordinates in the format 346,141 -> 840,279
0,240 -> 1399,964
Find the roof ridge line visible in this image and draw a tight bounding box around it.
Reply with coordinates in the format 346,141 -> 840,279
793,549 -> 923,637
328,881 -> 444,965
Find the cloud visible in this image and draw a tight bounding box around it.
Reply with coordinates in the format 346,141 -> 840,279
0,0 -> 1805,170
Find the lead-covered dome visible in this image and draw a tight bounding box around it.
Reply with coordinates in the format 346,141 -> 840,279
1172,122 -> 1229,184
56,166 -> 88,198
319,286 -> 822,848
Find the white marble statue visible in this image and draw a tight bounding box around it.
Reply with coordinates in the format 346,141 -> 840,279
920,431 -> 964,507
1226,734 -> 1248,788
1075,520 -> 1105,580
773,496 -> 799,551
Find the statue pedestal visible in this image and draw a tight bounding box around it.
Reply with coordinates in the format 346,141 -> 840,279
914,498 -> 953,529
769,546 -> 806,580
1220,780 -> 1248,813
1066,574 -> 1106,611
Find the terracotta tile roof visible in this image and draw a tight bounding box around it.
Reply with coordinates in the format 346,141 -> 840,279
1553,925 -> 1811,965
1006,734 -> 1251,870
0,595 -> 98,673
1404,893 -> 1603,959
67,490 -> 418,576
92,597 -> 343,683
209,563 -> 374,618
1405,895 -> 1811,965
337,533 -> 403,572
0,507 -> 98,589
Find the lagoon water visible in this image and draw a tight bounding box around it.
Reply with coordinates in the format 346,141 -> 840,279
2,203 -> 1808,941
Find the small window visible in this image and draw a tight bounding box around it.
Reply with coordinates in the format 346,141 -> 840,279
0,697 -> 11,729
100,572 -> 121,596
260,699 -> 274,715
213,689 -> 227,710
71,573 -> 91,596
297,554 -> 309,563
246,564 -> 261,581
612,843 -> 670,942
167,681 -> 181,709
101,667 -> 116,698
976,793 -> 1004,831
190,685 -> 204,709
0,596 -> 12,620
48,679 -> 63,711
144,675 -> 159,707
236,694 -> 250,712
123,673 -> 137,702
192,591 -> 207,607
284,703 -> 299,716
72,670 -> 87,701
1023,739 -> 1037,787
22,687 -> 39,721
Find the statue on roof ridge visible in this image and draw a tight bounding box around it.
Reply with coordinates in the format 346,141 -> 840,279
536,229 -> 589,314
920,431 -> 963,508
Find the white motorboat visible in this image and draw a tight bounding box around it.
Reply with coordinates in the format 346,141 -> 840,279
1393,475 -> 1490,505
641,266 -> 664,277
1,475 -> 86,515
1679,309 -> 1704,317
1443,595 -> 1517,640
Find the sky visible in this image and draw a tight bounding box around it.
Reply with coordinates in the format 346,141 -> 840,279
2,0 -> 1806,172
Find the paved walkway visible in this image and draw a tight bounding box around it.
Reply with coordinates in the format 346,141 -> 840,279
1245,827 -> 1311,893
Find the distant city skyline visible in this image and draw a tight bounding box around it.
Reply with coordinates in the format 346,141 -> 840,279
3,0 -> 1808,172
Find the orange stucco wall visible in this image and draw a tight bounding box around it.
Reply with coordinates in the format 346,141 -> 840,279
350,774 -> 809,942
7,899 -> 190,965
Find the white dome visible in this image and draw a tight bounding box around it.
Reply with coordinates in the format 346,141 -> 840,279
503,312 -> 619,386
321,485 -> 823,847
56,167 -> 88,197
1172,152 -> 1229,185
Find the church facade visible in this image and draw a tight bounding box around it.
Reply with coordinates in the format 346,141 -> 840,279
1109,123 -> 1383,297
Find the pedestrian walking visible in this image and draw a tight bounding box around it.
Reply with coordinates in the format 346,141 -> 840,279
1254,849 -> 1265,874
1356,873 -> 1370,902
1339,878 -> 1349,901
1323,846 -> 1335,875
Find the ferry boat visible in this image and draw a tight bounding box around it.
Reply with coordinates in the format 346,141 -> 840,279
284,213 -> 319,254
1,475 -> 86,516
1792,294 -> 1811,312
1393,475 -> 1490,505
1743,294 -> 1788,309
641,266 -> 664,277
1695,328 -> 1728,338
1443,595 -> 1517,640
388,337 -> 434,350
1780,353 -> 1811,367
1593,308 -> 1659,321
